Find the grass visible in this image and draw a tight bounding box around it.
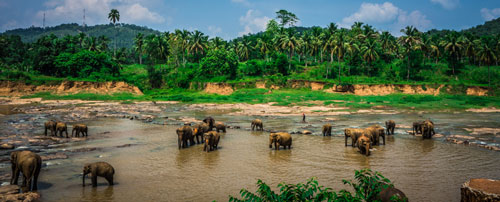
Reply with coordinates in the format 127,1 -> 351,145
20,88 -> 500,110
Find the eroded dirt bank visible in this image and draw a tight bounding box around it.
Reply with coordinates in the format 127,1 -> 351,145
200,80 -> 489,96
0,81 -> 143,96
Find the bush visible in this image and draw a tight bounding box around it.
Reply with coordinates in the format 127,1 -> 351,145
199,49 -> 238,79
54,50 -> 120,78
229,169 -> 407,202
239,59 -> 266,76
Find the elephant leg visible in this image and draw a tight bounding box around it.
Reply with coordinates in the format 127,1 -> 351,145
351,137 -> 356,147
32,171 -> 39,191
105,175 -> 114,185
345,136 -> 348,147
26,177 -> 32,191
21,174 -> 27,188
11,168 -> 20,185
65,130 -> 69,138
223,128 -> 226,133
178,139 -> 181,149
92,174 -> 98,187
45,128 -> 48,136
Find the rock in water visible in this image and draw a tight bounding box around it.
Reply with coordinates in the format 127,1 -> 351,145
0,143 -> 14,149
461,178 -> 500,202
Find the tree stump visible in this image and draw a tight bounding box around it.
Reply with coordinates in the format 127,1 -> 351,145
461,179 -> 500,202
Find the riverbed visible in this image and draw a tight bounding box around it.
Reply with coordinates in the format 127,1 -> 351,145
0,101 -> 499,201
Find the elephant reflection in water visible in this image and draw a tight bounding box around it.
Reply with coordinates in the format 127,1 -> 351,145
81,185 -> 114,201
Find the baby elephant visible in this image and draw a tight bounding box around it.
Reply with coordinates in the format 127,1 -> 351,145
251,119 -> 264,131
72,124 -> 88,137
203,131 -> 220,152
83,162 -> 115,187
385,120 -> 396,135
357,135 -> 372,156
56,122 -> 69,138
269,132 -> 292,150
44,120 -> 56,136
215,122 -> 226,133
322,124 -> 332,136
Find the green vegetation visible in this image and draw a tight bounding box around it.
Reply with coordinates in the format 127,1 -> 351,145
1,9 -> 499,104
228,169 -> 407,202
20,89 -> 500,110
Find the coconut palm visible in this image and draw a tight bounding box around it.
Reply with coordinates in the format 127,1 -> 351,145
332,29 -> 347,82
134,33 -> 144,64
256,38 -> 270,62
361,39 -> 379,76
476,39 -> 497,88
173,29 -> 191,64
188,30 -> 208,58
345,37 -> 359,75
440,32 -> 462,79
209,37 -> 225,50
237,38 -> 253,61
398,26 -> 422,81
108,9 -> 120,57
277,30 -> 301,70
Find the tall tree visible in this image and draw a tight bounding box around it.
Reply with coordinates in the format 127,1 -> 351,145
108,9 -> 120,57
277,30 -> 300,71
398,26 -> 422,81
134,33 -> 144,64
440,32 -> 462,79
477,39 -> 497,89
333,29 -> 346,82
361,39 -> 379,76
275,10 -> 299,27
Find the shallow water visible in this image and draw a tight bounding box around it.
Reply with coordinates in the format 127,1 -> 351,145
6,110 -> 498,202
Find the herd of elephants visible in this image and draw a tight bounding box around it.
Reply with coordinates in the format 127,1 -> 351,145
9,116 -> 436,201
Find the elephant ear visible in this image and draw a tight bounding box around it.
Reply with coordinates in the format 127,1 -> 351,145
10,151 -> 18,163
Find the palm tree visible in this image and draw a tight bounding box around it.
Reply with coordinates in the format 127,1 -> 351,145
209,37 -> 225,50
173,29 -> 191,64
345,37 -> 359,75
257,38 -> 270,62
77,33 -> 86,49
430,42 -> 441,64
322,31 -> 336,79
108,9 -> 120,57
332,29 -> 346,82
134,33 -> 144,64
188,30 -> 208,59
361,39 -> 379,76
237,38 -> 253,61
277,30 -> 300,70
96,36 -> 110,52
477,39 -> 497,89
440,32 -> 462,79
398,26 -> 422,81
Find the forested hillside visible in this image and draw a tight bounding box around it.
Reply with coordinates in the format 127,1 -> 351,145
2,23 -> 160,48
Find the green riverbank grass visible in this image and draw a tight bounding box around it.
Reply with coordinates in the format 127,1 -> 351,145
20,89 -> 500,110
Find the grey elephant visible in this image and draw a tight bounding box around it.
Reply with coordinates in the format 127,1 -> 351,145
215,122 -> 226,133
10,151 -> 42,191
344,128 -> 365,147
412,121 -> 424,135
44,120 -> 56,136
203,117 -> 215,130
203,131 -> 220,152
377,185 -> 408,202
72,124 -> 88,137
269,132 -> 292,150
322,124 -> 332,136
365,125 -> 385,146
422,120 -> 435,139
357,135 -> 371,156
176,125 -> 194,149
83,162 -> 115,187
193,123 -> 210,144
56,122 -> 69,138
251,119 -> 264,131
385,120 -> 395,135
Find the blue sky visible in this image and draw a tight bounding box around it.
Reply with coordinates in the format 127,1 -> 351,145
0,0 -> 499,39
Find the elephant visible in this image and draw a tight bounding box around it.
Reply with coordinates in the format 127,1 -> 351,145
55,122 -> 69,138
72,124 -> 88,137
10,151 -> 42,191
83,162 -> 115,187
344,128 -> 365,147
412,121 -> 424,135
203,117 -> 215,130
44,120 -> 56,136
377,185 -> 408,202
422,120 -> 435,139
193,123 -> 210,144
269,132 -> 292,150
251,119 -> 264,131
365,125 -> 386,146
203,131 -> 220,152
357,135 -> 371,156
215,122 -> 226,133
322,124 -> 332,136
176,126 -> 194,149
385,120 -> 396,135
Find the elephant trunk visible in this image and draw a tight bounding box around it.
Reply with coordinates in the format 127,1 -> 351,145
205,138 -> 210,152
365,144 -> 370,156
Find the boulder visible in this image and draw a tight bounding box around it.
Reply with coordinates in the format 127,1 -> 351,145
461,178 -> 500,202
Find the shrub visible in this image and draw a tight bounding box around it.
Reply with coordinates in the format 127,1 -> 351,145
199,49 -> 238,79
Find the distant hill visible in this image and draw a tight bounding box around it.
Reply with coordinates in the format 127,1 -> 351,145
464,17 -> 500,36
2,23 -> 160,48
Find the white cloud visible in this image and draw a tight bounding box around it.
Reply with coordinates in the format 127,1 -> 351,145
238,9 -> 271,36
208,25 -> 222,36
35,0 -> 167,27
341,2 -> 400,26
481,8 -> 500,21
430,0 -> 459,10
339,2 -> 432,35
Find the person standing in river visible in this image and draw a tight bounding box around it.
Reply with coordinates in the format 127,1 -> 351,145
302,113 -> 306,123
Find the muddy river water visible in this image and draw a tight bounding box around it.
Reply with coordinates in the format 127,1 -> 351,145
0,104 -> 499,202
